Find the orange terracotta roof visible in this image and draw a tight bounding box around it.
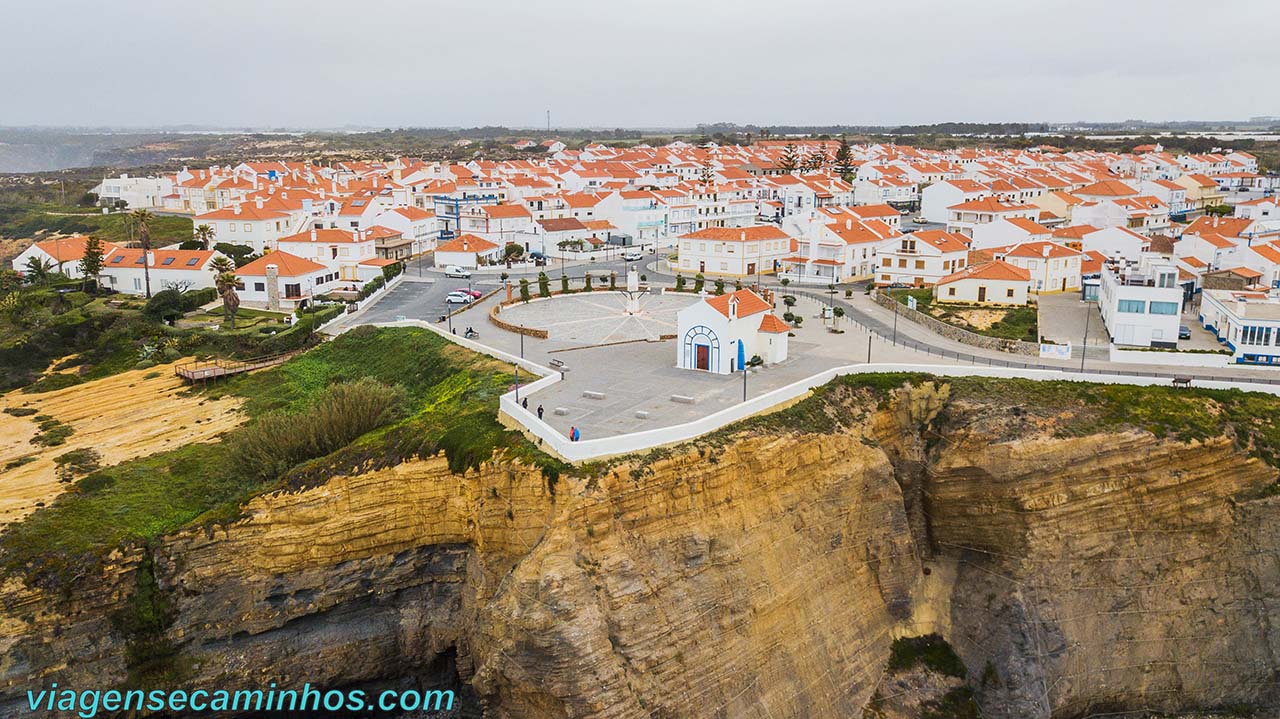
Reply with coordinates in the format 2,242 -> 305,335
705,289 -> 772,318
238,251 -> 326,277
757,314 -> 790,333
436,234 -> 499,253
681,226 -> 790,242
937,259 -> 1030,285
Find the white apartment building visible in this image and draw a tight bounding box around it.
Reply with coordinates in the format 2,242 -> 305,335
1098,258 -> 1183,348
677,225 -> 791,277
1201,289 -> 1280,365
92,174 -> 174,209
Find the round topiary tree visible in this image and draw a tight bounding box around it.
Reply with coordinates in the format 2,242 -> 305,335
537,271 -> 550,298
519,278 -> 531,303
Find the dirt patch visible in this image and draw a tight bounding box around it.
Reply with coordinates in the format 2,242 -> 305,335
0,361 -> 244,526
946,308 -> 1007,331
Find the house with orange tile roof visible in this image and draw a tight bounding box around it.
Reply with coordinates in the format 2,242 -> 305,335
934,260 -> 1032,306
235,251 -> 341,311
195,201 -> 296,253
676,288 -> 788,373
991,241 -> 1083,293
676,225 -> 792,278
276,228 -> 381,282
434,234 -> 501,269
874,230 -> 970,287
970,215 -> 1053,251
99,248 -> 225,296
11,236 -> 121,279
945,197 -> 1039,238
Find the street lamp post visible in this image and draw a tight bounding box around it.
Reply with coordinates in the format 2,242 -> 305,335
1080,304 -> 1091,372
892,298 -> 899,346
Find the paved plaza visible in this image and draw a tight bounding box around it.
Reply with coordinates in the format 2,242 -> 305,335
497,292 -> 698,344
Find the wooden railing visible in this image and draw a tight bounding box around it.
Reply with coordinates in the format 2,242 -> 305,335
174,351 -> 298,382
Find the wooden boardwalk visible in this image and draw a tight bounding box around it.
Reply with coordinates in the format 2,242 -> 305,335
174,352 -> 296,383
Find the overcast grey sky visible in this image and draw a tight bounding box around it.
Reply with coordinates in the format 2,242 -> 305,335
3,0 -> 1276,128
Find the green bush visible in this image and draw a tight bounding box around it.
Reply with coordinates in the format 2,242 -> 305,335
31,415 -> 74,447
3,407 -> 38,417
229,378 -> 407,481
887,634 -> 967,678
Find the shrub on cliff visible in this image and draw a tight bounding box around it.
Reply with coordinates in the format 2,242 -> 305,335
230,377 -> 406,481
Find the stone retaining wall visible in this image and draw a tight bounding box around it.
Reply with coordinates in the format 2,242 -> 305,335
871,290 -> 1040,356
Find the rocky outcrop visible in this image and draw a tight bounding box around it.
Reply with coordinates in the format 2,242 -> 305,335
2,380 -> 1279,718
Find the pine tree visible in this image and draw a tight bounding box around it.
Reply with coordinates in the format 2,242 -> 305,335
78,236 -> 106,293
777,143 -> 801,173
699,165 -> 715,184
834,136 -> 855,182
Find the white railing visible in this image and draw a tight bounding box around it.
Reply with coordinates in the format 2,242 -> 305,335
341,321 -> 1280,465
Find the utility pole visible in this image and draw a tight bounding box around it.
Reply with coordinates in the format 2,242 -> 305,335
742,362 -> 747,402
867,334 -> 872,364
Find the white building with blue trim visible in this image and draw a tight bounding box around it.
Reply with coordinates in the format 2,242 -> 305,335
675,289 -> 790,374
1201,289 -> 1280,365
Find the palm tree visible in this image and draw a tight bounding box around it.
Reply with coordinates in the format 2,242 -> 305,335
210,255 -> 240,329
193,224 -> 215,250
131,209 -> 155,298
23,256 -> 55,286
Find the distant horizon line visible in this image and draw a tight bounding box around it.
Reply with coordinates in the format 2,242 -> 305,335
2,119 -> 1278,135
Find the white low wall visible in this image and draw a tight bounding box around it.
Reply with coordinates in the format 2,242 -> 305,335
501,362 -> 1280,463
1109,345 -> 1235,368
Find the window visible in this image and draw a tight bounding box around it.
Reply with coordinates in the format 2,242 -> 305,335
1006,288 -> 1015,298
1242,326 -> 1273,346
1118,299 -> 1146,313
244,223 -> 252,233
1149,301 -> 1179,315
914,260 -> 925,269
897,259 -> 907,268
229,224 -> 236,232
161,257 -> 175,266
186,258 -> 199,266
947,287 -> 956,296
254,282 -> 265,292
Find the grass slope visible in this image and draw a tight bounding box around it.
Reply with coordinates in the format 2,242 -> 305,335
0,326 -> 559,589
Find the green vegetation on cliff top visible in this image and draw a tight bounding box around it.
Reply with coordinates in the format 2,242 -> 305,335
1,326 -> 560,589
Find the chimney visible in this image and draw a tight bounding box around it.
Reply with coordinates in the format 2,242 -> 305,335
233,204 -> 241,215
1042,244 -> 1051,257
265,264 -> 280,312
740,230 -> 746,242
255,197 -> 264,209
310,229 -> 317,241
728,296 -> 739,319
846,218 -> 853,230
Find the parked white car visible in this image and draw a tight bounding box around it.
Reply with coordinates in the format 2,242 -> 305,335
621,251 -> 643,261
443,265 -> 471,278
445,291 -> 473,304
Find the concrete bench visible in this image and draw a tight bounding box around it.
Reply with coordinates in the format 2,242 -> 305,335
583,390 -> 606,400
553,407 -> 570,416
635,410 -> 650,419
1172,376 -> 1192,388
548,358 -> 567,370
670,394 -> 696,404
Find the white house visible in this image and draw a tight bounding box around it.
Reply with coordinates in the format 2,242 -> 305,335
99,248 -> 224,295
1098,258 -> 1183,348
1201,289 -> 1280,364
946,197 -> 1039,238
11,236 -> 112,279
993,241 -> 1082,293
933,260 -> 1032,306
195,203 -> 295,253
276,228 -> 380,282
874,230 -> 969,287
677,225 -> 792,277
675,289 -> 789,374
92,174 -> 174,210
235,251 -> 342,311
920,179 -> 991,224
970,216 -> 1053,250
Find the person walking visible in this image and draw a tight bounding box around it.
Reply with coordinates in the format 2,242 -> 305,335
536,404 -> 544,420
521,397 -> 528,410
573,427 -> 581,441
569,426 -> 577,442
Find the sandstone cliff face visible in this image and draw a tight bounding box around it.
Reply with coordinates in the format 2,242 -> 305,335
1,382 -> 1278,719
